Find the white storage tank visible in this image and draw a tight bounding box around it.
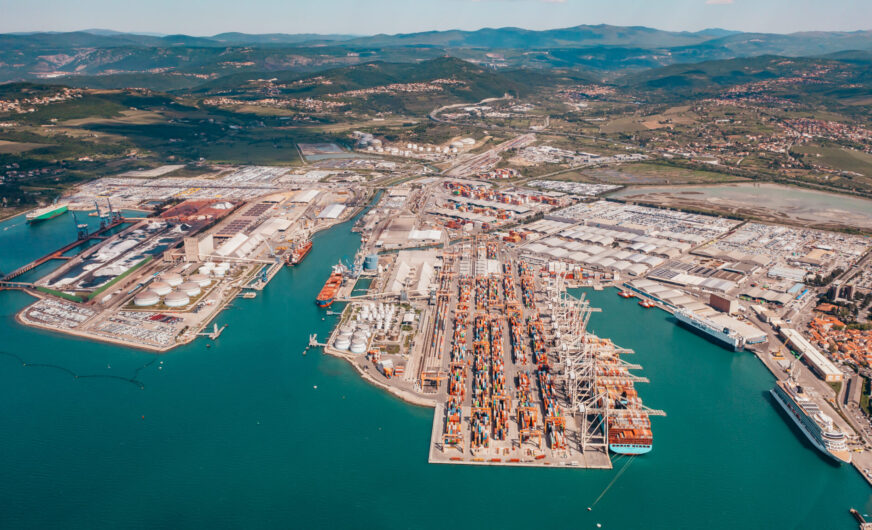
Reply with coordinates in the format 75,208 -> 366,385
159,272 -> 183,287
150,281 -> 172,296
164,291 -> 190,308
189,274 -> 211,287
334,337 -> 351,351
178,281 -> 201,297
133,290 -> 159,307
349,341 -> 367,354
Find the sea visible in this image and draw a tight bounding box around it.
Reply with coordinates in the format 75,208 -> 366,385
1,205 -> 870,529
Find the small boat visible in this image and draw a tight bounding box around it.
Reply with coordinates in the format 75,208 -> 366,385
638,298 -> 655,308
618,290 -> 634,298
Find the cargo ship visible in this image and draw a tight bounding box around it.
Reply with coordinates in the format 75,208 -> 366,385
286,239 -> 312,266
770,380 -> 852,464
315,265 -> 344,307
674,308 -> 744,351
607,414 -> 653,455
26,203 -> 68,223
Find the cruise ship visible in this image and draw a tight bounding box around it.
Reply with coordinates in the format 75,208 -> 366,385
26,203 -> 68,223
771,380 -> 852,464
674,309 -> 744,351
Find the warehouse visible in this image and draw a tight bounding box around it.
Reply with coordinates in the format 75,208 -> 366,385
318,204 -> 347,219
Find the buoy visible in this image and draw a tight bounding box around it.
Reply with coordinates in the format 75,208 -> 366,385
587,508 -> 592,512
597,525 -> 602,528
141,415 -> 145,419
313,385 -> 318,389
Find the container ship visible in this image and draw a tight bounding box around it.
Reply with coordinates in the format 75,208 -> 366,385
315,265 -> 344,307
596,339 -> 654,455
286,238 -> 312,266
674,309 -> 745,351
770,380 -> 852,464
608,414 -> 653,455
26,203 -> 68,223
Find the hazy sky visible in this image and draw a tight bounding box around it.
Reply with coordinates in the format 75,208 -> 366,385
2,0 -> 871,35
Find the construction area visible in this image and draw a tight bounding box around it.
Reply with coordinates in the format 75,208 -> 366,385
324,237 -> 663,468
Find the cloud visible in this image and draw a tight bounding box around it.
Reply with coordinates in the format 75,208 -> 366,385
706,0 -> 734,4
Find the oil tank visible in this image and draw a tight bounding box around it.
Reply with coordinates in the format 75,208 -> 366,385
178,281 -> 201,297
189,274 -> 211,287
133,290 -> 159,307
364,254 -> 379,271
164,291 -> 190,308
150,281 -> 172,296
159,272 -> 183,287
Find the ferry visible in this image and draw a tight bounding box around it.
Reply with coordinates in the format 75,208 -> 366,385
315,265 -> 344,307
26,203 -> 68,223
638,298 -> 655,308
674,308 -> 744,351
286,239 -> 312,266
618,290 -> 635,299
770,380 -> 852,464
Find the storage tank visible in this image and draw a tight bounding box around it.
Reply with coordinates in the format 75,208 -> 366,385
363,254 -> 379,271
133,290 -> 159,307
189,274 -> 211,287
334,337 -> 351,351
159,272 -> 183,287
164,291 -> 190,308
150,281 -> 172,296
178,281 -> 201,297
349,341 -> 367,354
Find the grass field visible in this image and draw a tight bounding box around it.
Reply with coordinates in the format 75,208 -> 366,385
793,144 -> 872,177
0,140 -> 50,154
564,162 -> 746,185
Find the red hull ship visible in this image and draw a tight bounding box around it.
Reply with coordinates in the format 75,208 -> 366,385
286,239 -> 312,266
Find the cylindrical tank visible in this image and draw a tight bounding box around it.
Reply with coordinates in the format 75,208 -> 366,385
164,291 -> 190,308
350,341 -> 367,354
334,338 -> 351,351
150,281 -> 172,296
178,281 -> 201,297
133,290 -> 159,307
198,265 -> 212,275
189,274 -> 211,287
159,272 -> 182,287
213,268 -> 226,277
364,254 -> 379,271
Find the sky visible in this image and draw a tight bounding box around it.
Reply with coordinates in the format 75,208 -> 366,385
1,0 -> 871,36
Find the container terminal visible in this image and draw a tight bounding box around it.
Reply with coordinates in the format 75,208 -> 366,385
321,237 -> 664,468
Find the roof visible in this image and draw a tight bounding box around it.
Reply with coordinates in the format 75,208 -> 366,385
318,204 -> 346,219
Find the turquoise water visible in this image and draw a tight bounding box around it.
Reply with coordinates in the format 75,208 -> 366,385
1,208 -> 870,529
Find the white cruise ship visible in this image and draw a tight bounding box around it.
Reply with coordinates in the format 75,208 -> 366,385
771,380 -> 852,464
674,309 -> 744,351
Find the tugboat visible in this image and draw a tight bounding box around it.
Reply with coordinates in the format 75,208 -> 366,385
638,298 -> 655,308
618,290 -> 635,299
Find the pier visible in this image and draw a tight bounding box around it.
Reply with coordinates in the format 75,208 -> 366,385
1,218 -> 129,283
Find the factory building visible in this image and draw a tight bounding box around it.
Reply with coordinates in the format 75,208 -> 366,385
184,234 -> 214,262
779,327 -> 844,382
